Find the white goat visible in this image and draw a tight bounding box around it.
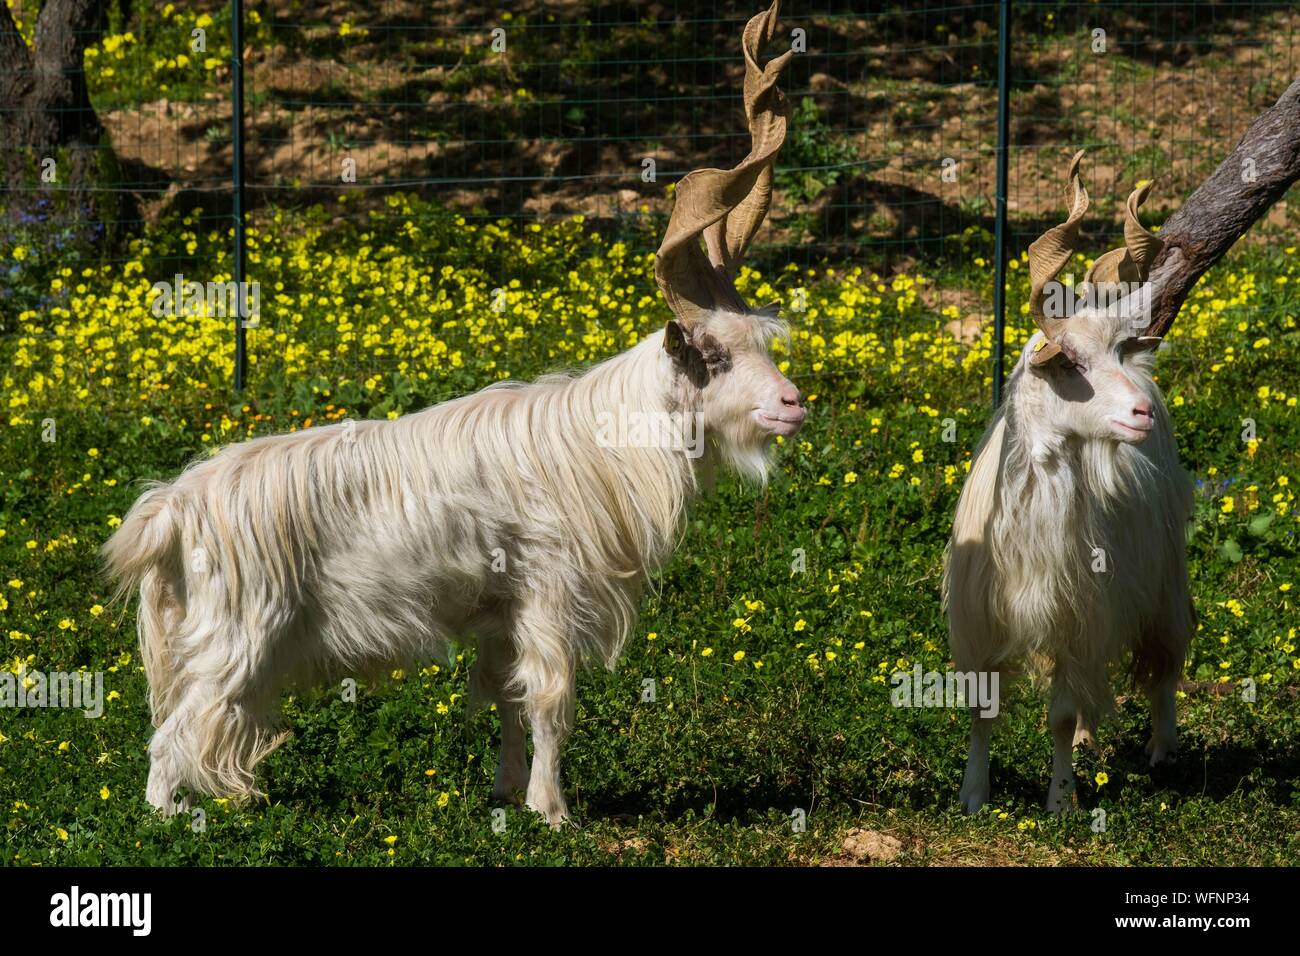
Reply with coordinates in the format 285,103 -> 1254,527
104,1 -> 805,826
944,152 -> 1195,813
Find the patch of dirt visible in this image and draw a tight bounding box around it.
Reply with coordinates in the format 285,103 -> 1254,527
822,824 -> 1070,867
839,827 -> 905,863
97,1 -> 1299,254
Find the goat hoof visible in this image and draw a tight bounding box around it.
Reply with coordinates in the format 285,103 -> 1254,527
525,797 -> 570,830
1072,729 -> 1098,752
1146,738 -> 1178,766
492,787 -> 524,806
1045,782 -> 1077,814
959,788 -> 990,815
492,764 -> 529,806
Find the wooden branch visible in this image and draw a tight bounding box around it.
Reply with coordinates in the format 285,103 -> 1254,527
1147,77 -> 1300,335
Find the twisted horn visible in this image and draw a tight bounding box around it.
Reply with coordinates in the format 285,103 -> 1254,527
1086,180 -> 1166,342
655,0 -> 792,326
1026,149 -> 1089,366
1085,181 -> 1164,286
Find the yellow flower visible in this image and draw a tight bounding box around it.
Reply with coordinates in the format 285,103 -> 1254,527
437,791 -> 450,808
383,835 -> 398,846
701,647 -> 713,657
733,650 -> 745,662
793,619 -> 806,632
100,786 -> 111,800
1094,772 -> 1109,787
90,604 -> 104,617
843,471 -> 857,484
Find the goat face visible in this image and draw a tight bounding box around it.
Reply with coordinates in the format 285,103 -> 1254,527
1021,310 -> 1160,446
664,308 -> 805,474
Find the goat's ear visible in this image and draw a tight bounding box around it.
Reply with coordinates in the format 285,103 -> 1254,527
663,320 -> 690,360
1029,337 -> 1063,366
1122,336 -> 1162,355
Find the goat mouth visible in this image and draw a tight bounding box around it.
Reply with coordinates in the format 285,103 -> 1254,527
1110,418 -> 1153,442
754,409 -> 805,436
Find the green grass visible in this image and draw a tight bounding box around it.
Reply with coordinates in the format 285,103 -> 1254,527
2,193 -> 1298,866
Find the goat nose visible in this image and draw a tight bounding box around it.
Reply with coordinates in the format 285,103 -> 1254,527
781,386 -> 802,408
1132,397 -> 1153,419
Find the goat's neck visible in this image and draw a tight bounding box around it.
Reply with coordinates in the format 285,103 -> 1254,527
559,336 -> 706,560
1002,402 -> 1145,523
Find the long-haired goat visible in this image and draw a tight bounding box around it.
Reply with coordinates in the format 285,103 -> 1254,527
944,152 -> 1195,813
103,0 -> 804,826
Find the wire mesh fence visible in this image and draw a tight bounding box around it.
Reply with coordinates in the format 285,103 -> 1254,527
3,0 -> 1299,391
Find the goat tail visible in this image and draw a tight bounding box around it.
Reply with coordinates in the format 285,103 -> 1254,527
103,483 -> 184,725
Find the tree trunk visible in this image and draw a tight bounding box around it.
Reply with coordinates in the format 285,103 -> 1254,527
1146,77 -> 1300,335
1,0 -> 110,200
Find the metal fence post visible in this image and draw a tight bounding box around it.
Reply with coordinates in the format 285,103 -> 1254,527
991,0 -> 1012,408
231,0 -> 248,391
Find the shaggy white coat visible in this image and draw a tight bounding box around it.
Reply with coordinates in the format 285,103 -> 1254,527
105,310 -> 801,824
945,320 -> 1194,812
